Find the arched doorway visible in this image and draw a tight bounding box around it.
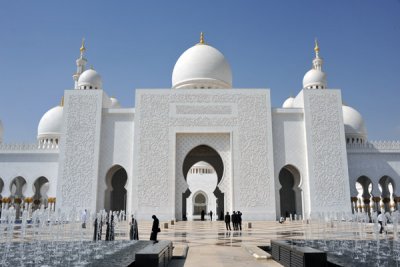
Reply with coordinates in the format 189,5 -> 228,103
10,176 -> 27,200
278,165 -> 302,218
355,176 -> 373,213
33,177 -> 49,208
379,176 -> 395,211
193,191 -> 208,215
185,161 -> 217,219
182,145 -> 224,220
10,176 -> 26,220
105,165 -> 128,212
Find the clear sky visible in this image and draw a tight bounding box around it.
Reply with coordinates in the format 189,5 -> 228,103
0,0 -> 399,142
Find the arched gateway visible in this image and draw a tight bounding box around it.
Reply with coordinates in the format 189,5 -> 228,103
278,165 -> 302,218
105,165 -> 128,212
181,145 -> 224,220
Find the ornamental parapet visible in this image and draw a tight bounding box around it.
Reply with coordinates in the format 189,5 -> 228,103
347,140 -> 400,153
0,142 -> 59,153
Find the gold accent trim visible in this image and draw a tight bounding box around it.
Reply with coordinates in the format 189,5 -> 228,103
80,38 -> 86,53
199,32 -> 205,45
60,96 -> 64,107
314,38 -> 319,53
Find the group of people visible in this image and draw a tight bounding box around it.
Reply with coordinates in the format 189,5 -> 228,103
200,210 -> 214,221
224,211 -> 242,231
94,211 -> 247,244
93,212 -> 116,241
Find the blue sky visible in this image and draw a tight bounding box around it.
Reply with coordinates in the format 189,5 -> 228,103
0,0 -> 399,142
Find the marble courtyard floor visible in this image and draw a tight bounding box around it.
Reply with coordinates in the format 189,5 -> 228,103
3,218 -> 385,267
135,219 -> 379,267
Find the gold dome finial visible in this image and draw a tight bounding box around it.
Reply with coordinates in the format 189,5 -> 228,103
314,38 -> 319,53
60,96 -> 64,107
199,32 -> 205,44
80,38 -> 86,54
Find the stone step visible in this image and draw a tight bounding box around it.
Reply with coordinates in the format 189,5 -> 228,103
172,244 -> 189,259
242,244 -> 272,260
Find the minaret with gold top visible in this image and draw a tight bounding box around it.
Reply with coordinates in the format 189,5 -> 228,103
72,38 -> 88,89
312,38 -> 323,71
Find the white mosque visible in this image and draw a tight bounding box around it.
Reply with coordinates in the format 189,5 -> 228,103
0,34 -> 399,221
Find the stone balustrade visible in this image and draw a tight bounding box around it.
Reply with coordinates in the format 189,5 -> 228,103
0,142 -> 59,152
347,140 -> 400,152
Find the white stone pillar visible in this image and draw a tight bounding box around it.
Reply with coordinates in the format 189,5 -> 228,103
300,89 -> 351,214
56,90 -> 105,212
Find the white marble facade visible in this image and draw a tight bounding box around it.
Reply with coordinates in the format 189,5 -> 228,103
1,36 -> 400,220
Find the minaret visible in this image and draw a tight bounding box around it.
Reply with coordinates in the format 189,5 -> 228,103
302,39 -> 327,89
312,39 -> 323,71
72,38 -> 87,89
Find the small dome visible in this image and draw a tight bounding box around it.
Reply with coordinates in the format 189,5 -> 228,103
37,106 -> 63,140
303,69 -> 327,89
342,105 -> 367,139
282,97 -> 295,108
110,97 -> 121,108
172,42 -> 232,89
77,69 -> 102,90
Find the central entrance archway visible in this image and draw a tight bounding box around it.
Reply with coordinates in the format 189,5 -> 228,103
182,145 -> 224,220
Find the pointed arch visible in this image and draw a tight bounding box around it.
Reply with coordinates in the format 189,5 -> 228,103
356,176 -> 373,197
105,164 -> 128,212
182,145 -> 224,183
33,176 -> 50,208
10,176 -> 27,199
278,164 -> 302,218
181,144 -> 224,220
192,190 -> 208,215
354,176 -> 373,213
379,175 -> 396,211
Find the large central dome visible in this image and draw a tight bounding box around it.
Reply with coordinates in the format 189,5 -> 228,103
172,34 -> 232,89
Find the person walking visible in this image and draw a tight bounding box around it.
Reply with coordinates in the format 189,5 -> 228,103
377,211 -> 386,234
209,210 -> 213,221
150,215 -> 160,243
224,212 -> 231,231
201,210 -> 205,221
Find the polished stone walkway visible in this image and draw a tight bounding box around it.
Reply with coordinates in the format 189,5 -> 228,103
139,221 -> 392,267
3,218 -> 388,266
140,220 -> 286,267
133,219 -> 382,267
